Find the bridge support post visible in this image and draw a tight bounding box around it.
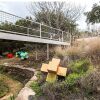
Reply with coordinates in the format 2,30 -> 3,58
62,31 -> 64,42
27,28 -> 29,36
40,24 -> 42,38
35,44 -> 38,60
47,44 -> 49,60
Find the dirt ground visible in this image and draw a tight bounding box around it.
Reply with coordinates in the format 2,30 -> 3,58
0,53 -> 48,68
0,73 -> 23,98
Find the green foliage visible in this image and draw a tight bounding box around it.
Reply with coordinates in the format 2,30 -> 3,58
9,95 -> 15,100
85,3 -> 100,24
30,82 -> 42,96
65,73 -> 81,87
15,16 -> 32,27
69,59 -> 90,74
0,16 -> 39,36
0,80 -> 9,98
0,65 -> 6,74
65,59 -> 92,88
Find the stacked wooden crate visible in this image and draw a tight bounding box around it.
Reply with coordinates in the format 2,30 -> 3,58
41,58 -> 67,83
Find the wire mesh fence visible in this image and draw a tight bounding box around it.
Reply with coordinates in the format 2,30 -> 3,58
0,10 -> 71,42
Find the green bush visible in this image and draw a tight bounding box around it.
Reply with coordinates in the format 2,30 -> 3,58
0,80 -> 9,98
69,59 -> 90,74
65,73 -> 81,87
30,82 -> 42,96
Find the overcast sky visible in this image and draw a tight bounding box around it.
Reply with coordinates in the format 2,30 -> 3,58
0,0 -> 99,31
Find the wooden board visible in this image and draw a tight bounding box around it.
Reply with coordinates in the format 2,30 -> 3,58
52,58 -> 60,66
47,58 -> 60,73
46,73 -> 57,83
47,62 -> 58,73
41,63 -> 48,72
57,66 -> 67,76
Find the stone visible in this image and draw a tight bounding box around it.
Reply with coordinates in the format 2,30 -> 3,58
30,76 -> 38,81
16,87 -> 35,100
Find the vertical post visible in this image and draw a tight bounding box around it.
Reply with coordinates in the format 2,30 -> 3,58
62,31 -> 64,42
69,26 -> 72,46
27,28 -> 29,36
35,44 -> 38,60
40,23 -> 41,38
58,31 -> 60,41
47,44 -> 49,60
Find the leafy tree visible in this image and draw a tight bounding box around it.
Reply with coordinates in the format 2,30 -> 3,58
85,3 -> 100,24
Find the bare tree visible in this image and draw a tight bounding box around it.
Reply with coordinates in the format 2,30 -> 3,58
28,2 -> 84,32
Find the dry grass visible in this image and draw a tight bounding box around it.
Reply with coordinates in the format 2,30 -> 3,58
55,38 -> 100,65
54,46 -> 67,58
0,74 -> 23,97
80,69 -> 100,93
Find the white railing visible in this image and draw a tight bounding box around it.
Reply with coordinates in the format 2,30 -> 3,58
0,10 -> 71,42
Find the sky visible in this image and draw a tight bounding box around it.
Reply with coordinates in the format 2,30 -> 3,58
0,0 -> 99,31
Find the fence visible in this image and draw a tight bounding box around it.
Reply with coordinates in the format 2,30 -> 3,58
0,10 -> 70,42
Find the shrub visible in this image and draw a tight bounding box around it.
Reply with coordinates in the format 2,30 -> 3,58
30,81 -> 42,96
54,46 -> 67,59
65,73 -> 81,87
68,59 -> 91,74
80,70 -> 100,96
0,80 -> 9,98
42,82 -> 69,100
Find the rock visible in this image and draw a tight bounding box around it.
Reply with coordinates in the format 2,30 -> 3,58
3,63 -> 9,66
30,76 -> 38,81
16,87 -> 35,100
97,87 -> 100,92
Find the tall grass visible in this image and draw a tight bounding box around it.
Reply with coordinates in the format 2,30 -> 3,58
54,38 -> 100,65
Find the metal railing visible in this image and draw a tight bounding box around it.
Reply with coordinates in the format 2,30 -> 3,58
0,10 -> 71,42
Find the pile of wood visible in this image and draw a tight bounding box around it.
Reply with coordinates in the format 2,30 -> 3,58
41,58 -> 67,82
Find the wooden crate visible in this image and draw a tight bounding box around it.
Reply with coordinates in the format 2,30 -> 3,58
46,73 -> 57,83
57,66 -> 67,76
41,63 -> 48,72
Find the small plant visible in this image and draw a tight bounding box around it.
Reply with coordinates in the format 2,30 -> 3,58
0,80 -> 9,98
9,95 -> 15,100
65,73 -> 81,87
0,65 -> 6,74
69,59 -> 90,74
30,81 -> 42,96
41,82 -> 69,100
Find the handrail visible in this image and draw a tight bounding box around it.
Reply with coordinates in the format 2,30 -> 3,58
0,10 -> 71,42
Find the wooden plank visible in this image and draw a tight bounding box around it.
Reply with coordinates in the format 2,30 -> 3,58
46,73 -> 57,83
41,63 -> 48,72
57,66 -> 67,76
47,58 -> 60,73
52,58 -> 60,65
47,62 -> 58,73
